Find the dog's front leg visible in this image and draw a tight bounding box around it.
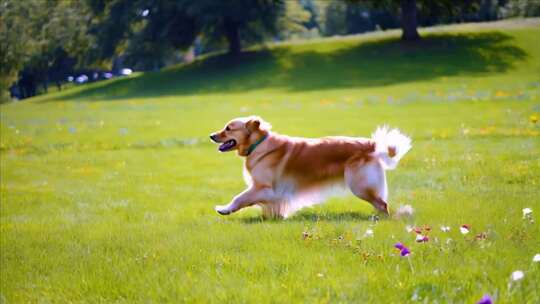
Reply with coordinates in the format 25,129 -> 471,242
215,185 -> 273,215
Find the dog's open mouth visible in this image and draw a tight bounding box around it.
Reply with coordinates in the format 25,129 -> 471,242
219,139 -> 237,152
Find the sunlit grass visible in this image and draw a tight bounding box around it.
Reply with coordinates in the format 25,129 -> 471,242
1,20 -> 539,303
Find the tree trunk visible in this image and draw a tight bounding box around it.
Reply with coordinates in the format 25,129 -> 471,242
224,20 -> 241,55
401,0 -> 420,41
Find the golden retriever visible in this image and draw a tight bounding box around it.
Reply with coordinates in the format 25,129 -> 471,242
210,116 -> 411,218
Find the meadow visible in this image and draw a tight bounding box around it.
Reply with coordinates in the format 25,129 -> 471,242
1,19 -> 539,303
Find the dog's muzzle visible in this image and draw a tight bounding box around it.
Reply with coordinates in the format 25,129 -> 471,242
210,134 -> 236,152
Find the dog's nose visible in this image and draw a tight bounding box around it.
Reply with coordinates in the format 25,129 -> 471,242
210,134 -> 218,142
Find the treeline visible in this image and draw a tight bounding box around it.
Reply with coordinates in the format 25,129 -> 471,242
1,0 -> 539,102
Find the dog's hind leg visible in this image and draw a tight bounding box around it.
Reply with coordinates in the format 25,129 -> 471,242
345,159 -> 390,215
259,200 -> 288,219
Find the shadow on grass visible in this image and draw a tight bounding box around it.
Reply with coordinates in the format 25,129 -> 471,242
239,210 -> 374,224
39,31 -> 527,102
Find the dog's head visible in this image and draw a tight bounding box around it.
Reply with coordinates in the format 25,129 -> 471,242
210,116 -> 271,156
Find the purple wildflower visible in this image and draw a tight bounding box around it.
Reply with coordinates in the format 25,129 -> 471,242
394,242 -> 410,256
477,294 -> 492,304
400,247 -> 411,256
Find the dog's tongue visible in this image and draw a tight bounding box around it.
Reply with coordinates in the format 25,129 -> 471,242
219,140 -> 235,152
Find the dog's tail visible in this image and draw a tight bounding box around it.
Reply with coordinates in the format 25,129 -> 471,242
371,126 -> 412,170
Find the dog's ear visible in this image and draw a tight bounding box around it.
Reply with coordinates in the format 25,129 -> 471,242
246,118 -> 261,132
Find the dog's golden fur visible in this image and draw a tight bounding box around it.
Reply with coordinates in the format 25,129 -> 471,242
210,116 -> 411,218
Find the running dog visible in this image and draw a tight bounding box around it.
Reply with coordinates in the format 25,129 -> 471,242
210,116 -> 411,218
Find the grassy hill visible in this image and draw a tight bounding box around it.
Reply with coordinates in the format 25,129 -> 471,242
1,19 -> 539,303
35,20 -> 537,102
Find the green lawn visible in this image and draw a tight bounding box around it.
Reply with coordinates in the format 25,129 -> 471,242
1,19 -> 539,303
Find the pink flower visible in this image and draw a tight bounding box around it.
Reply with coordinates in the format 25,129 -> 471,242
416,234 -> 429,242
460,224 -> 470,235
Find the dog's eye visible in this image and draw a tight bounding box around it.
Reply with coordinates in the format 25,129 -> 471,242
225,126 -> 231,131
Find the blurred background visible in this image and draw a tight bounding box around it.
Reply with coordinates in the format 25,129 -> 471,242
2,1 -> 540,302
2,0 -> 540,102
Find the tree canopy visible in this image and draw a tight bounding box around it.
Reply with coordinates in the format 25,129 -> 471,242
1,0 -> 91,100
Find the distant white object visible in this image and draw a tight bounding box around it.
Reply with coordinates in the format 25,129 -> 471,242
141,9 -> 149,17
395,204 -> 414,218
104,72 -> 113,79
511,270 -> 524,281
93,72 -> 99,79
522,207 -> 533,218
440,225 -> 451,232
364,228 -> 374,238
67,76 -> 74,82
76,75 -> 89,83
533,254 -> 540,263
120,68 -> 132,76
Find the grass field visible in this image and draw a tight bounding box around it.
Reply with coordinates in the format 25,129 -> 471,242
1,19 -> 540,303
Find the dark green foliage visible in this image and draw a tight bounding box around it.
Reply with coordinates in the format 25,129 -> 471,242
501,0 -> 540,17
88,0 -> 285,66
347,0 -> 501,40
187,0 -> 285,54
0,0 -> 91,101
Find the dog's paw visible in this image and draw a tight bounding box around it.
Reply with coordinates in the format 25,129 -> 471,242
215,205 -> 232,215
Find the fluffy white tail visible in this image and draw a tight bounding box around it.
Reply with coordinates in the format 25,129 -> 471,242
371,126 -> 412,170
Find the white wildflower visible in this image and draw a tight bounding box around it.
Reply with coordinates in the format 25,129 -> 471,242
364,229 -> 374,238
511,270 -> 524,281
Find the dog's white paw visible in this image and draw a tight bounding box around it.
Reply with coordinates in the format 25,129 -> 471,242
215,205 -> 232,215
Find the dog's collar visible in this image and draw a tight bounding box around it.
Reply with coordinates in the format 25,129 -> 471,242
246,134 -> 268,156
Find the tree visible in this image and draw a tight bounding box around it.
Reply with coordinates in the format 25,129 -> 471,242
88,0 -> 285,64
277,0 -> 312,40
500,0 -> 540,18
0,0 -> 91,101
349,0 -> 486,41
323,0 -> 348,36
184,0 -> 285,55
400,0 -> 419,40
1,0 -> 40,101
87,0 -> 199,70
